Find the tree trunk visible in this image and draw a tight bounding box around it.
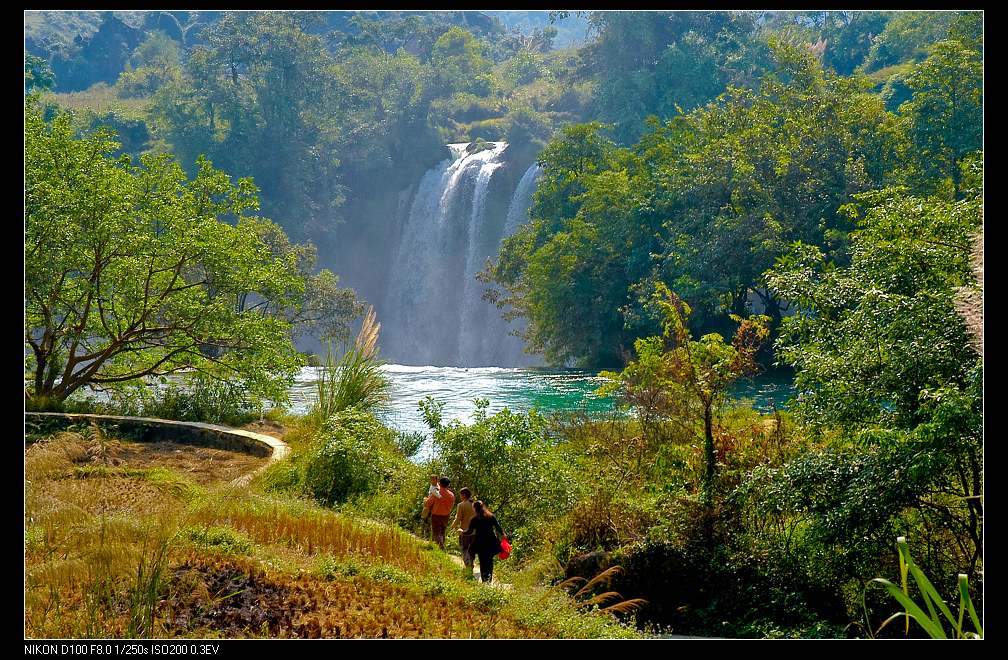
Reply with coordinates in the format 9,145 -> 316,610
33,352 -> 47,399
731,287 -> 749,318
703,401 -> 715,506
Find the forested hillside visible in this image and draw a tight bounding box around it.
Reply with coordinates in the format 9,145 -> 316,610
25,10 -> 983,639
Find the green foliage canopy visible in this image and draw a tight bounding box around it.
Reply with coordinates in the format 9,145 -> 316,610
599,283 -> 768,503
488,43 -> 908,368
421,397 -> 575,542
25,50 -> 56,92
763,188 -> 983,579
25,99 -> 305,404
899,38 -> 983,198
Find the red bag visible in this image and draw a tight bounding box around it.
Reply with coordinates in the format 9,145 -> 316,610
498,536 -> 512,560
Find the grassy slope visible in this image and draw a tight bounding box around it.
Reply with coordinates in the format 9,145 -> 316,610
24,429 -> 640,639
43,85 -> 152,123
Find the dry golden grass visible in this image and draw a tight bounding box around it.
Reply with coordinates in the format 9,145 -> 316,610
25,431 -> 638,639
111,442 -> 266,486
558,566 -> 648,617
187,496 -> 433,574
164,554 -> 548,639
25,510 -> 180,638
44,84 -> 151,120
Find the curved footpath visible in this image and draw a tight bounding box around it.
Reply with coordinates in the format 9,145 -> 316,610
25,412 -> 290,487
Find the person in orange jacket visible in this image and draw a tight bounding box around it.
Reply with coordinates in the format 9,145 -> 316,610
425,476 -> 455,549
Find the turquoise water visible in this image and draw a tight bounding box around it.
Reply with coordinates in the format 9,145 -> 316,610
287,364 -> 794,439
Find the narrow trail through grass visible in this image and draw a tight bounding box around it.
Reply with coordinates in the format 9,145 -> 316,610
447,554 -> 513,590
25,416 -> 639,638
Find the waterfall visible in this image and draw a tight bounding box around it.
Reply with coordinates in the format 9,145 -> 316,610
383,145 -> 544,366
457,149 -> 507,364
484,162 -> 544,366
504,163 -> 542,236
384,142 -> 516,366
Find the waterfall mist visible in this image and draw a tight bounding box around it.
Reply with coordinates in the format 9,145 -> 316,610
381,143 -> 542,367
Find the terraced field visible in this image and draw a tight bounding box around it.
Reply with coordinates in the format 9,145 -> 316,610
24,423 -> 640,639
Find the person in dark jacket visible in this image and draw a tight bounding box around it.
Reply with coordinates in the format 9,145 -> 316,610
459,500 -> 505,583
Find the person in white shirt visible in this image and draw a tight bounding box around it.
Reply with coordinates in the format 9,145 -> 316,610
422,474 -> 441,520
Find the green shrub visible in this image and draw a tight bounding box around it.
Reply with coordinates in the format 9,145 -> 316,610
607,539 -> 849,637
79,375 -> 261,426
255,410 -> 423,524
423,398 -> 580,558
256,457 -> 300,494
147,377 -> 258,425
258,408 -> 415,512
348,459 -> 430,536
25,525 -> 46,554
300,409 -> 399,506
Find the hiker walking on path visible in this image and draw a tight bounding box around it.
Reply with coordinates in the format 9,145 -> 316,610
426,477 -> 455,549
453,487 -> 476,569
459,500 -> 505,583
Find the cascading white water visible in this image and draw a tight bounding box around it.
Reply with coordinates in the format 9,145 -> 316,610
487,162 -> 544,366
382,156 -> 454,365
457,148 -> 507,364
385,142 -> 529,366
457,162 -> 545,366
504,163 -> 543,237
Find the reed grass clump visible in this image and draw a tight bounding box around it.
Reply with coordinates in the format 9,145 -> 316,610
312,306 -> 390,422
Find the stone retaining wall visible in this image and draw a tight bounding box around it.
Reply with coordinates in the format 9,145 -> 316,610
25,413 -> 290,467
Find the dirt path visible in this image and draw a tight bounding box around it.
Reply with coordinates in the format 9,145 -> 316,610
230,420 -> 289,487
447,554 -> 512,590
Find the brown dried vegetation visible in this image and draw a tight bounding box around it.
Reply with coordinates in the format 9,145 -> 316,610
187,498 -> 433,574
164,555 -> 546,638
26,431 -> 635,639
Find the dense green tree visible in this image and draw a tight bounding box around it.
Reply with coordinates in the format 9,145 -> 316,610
116,30 -> 182,97
765,188 -> 983,580
25,101 -> 306,404
152,12 -> 347,241
899,38 -> 983,198
861,11 -> 958,72
759,12 -> 892,76
488,123 -> 651,366
947,11 -> 983,50
25,51 -> 55,92
489,43 -> 907,368
600,283 -> 768,505
339,14 -> 441,57
651,42 -> 905,331
820,11 -> 891,76
584,11 -> 767,143
329,47 -> 430,179
430,26 -> 493,97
